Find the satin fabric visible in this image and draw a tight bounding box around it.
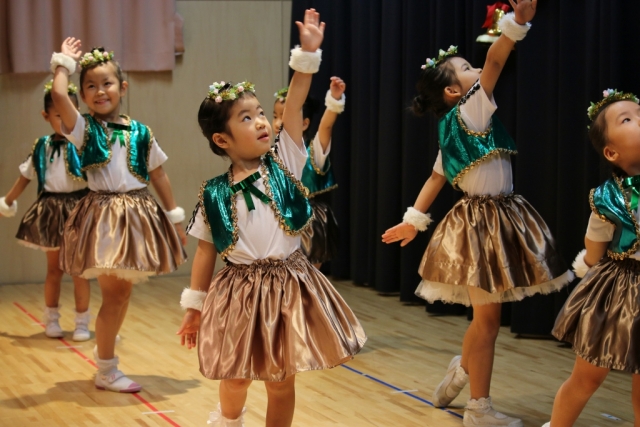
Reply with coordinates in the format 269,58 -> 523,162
553,257 -> 640,374
16,189 -> 89,250
416,193 -> 570,306
300,198 -> 339,264
198,250 -> 366,382
60,188 -> 187,278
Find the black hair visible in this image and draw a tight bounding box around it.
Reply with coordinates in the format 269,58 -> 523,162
588,102 -> 626,176
197,88 -> 257,157
412,57 -> 460,118
44,91 -> 78,112
79,47 -> 124,92
302,95 -> 321,141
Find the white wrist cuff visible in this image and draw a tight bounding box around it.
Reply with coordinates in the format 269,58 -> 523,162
572,249 -> 590,278
50,52 -> 77,75
289,46 -> 322,74
498,12 -> 531,42
325,90 -> 345,114
180,288 -> 207,311
403,207 -> 432,232
165,206 -> 185,224
0,197 -> 17,217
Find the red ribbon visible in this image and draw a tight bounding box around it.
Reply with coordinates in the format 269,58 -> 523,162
482,2 -> 511,28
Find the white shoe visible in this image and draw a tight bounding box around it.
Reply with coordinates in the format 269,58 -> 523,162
208,403 -> 246,426
463,397 -> 523,427
94,354 -> 141,393
43,307 -> 63,338
73,310 -> 91,342
432,355 -> 468,407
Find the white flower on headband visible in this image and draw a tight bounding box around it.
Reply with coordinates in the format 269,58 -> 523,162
208,81 -> 255,103
421,46 -> 458,70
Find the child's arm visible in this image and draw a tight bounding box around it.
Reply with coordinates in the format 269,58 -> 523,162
381,170 -> 447,246
0,176 -> 30,217
149,166 -> 187,245
282,9 -> 325,149
317,77 -> 346,153
584,237 -> 608,267
176,239 -> 217,349
51,37 -> 82,134
480,0 -> 536,98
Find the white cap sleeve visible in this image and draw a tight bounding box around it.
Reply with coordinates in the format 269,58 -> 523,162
187,205 -> 214,243
61,111 -> 86,149
148,138 -> 168,171
433,150 -> 444,176
312,133 -> 331,170
585,212 -> 615,242
18,155 -> 36,180
459,84 -> 498,133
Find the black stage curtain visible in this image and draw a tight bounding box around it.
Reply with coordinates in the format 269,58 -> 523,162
290,0 -> 640,334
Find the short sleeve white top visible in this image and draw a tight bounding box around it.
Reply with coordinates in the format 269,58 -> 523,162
63,112 -> 168,192
311,133 -> 331,170
585,211 -> 640,260
188,128 -> 309,264
433,86 -> 513,196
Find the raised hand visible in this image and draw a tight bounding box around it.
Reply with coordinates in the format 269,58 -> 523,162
381,222 -> 418,247
329,76 -> 346,100
509,0 -> 537,24
61,37 -> 83,61
295,8 -> 325,52
176,309 -> 201,350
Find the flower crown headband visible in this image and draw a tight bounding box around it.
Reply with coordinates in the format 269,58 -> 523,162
79,49 -> 114,68
207,81 -> 256,103
587,88 -> 640,123
43,80 -> 77,95
274,87 -> 289,102
421,45 -> 458,70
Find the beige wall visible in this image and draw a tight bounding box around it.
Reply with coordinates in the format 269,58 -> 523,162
0,1 -> 292,284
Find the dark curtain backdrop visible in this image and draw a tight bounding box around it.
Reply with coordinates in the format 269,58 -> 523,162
291,1 -> 640,334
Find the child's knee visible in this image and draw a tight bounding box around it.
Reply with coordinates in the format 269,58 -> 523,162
222,378 -> 252,393
46,264 -> 64,280
264,376 -> 295,394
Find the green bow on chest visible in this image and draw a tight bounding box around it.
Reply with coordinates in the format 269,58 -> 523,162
622,175 -> 640,211
229,171 -> 271,211
107,122 -> 130,147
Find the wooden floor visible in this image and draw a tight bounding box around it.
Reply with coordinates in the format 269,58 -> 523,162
0,276 -> 634,427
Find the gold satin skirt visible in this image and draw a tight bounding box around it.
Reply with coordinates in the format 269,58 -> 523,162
198,250 -> 366,382
416,193 -> 572,306
300,198 -> 339,264
16,189 -> 89,251
60,188 -> 187,282
553,257 -> 640,374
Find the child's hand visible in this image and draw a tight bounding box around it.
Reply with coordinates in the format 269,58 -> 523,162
175,224 -> 187,246
329,77 -> 346,100
509,0 -> 537,25
381,222 -> 419,247
61,37 -> 82,61
176,309 -> 201,350
295,8 -> 325,52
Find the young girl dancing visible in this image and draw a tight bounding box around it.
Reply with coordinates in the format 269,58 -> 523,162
177,9 -> 365,426
0,81 -> 91,341
382,1 -> 571,425
272,76 -> 346,269
50,39 -> 187,392
542,89 -> 640,427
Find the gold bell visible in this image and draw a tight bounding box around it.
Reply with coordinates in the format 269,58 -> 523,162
476,2 -> 510,44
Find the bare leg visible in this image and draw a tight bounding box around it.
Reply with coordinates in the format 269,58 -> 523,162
265,375 -> 296,427
549,356 -> 609,426
44,250 -> 64,307
95,275 -> 132,360
72,276 -> 90,313
219,379 -> 252,419
632,374 -> 640,427
463,287 -> 502,399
